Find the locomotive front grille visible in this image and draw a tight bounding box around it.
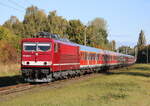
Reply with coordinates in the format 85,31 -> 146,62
21,68 -> 51,81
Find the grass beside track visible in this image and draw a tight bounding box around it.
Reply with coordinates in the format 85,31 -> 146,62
1,64 -> 150,106
0,64 -> 20,77
0,64 -> 22,87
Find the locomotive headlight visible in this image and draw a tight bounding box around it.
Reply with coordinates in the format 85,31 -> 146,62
44,61 -> 52,65
27,62 -> 30,65
22,61 -> 30,65
44,62 -> 47,65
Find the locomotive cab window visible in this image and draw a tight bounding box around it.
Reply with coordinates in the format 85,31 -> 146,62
37,43 -> 51,52
54,43 -> 59,53
23,42 -> 36,51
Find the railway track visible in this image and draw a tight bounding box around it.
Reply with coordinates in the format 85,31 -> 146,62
0,83 -> 34,96
0,73 -> 97,96
0,66 -> 130,96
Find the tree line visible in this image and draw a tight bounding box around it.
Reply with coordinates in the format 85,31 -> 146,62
0,5 -> 116,63
136,30 -> 150,63
118,30 -> 150,63
1,5 -> 148,64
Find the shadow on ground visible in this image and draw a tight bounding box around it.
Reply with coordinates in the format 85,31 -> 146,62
108,71 -> 150,78
0,75 -> 25,87
107,65 -> 150,78
134,67 -> 150,71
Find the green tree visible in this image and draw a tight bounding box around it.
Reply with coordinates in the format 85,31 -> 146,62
89,17 -> 107,30
23,6 -> 47,37
87,18 -> 108,48
111,40 -> 116,51
107,40 -> 116,51
2,6 -> 111,50
136,45 -> 150,63
3,16 -> 24,37
46,11 -> 69,36
0,26 -> 20,63
67,20 -> 85,44
118,46 -> 133,54
0,26 -> 15,41
137,30 -> 146,47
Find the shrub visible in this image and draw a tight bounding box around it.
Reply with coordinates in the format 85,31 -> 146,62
0,40 -> 19,64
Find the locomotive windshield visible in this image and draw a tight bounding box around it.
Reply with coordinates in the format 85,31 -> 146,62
23,42 -> 36,51
37,43 -> 51,52
23,42 -> 51,52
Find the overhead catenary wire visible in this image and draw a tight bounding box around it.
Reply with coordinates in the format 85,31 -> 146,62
24,0 -> 33,5
23,0 -> 49,13
0,1 -> 24,12
7,0 -> 25,10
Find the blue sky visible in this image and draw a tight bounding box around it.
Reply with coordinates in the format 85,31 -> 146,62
0,0 -> 150,48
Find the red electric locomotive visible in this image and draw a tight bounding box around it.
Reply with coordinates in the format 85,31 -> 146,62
21,32 -> 136,82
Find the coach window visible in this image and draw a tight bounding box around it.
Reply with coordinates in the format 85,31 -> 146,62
110,56 -> 112,61
88,53 -> 90,60
94,54 -> 96,60
85,53 -> 87,60
92,54 -> 94,60
93,54 -> 95,60
98,54 -> 101,60
93,54 -> 94,60
98,54 -> 100,60
82,52 -> 84,60
83,52 -> 85,60
91,54 -> 93,60
96,54 -> 98,61
101,55 -> 103,61
107,55 -> 109,61
104,55 -> 106,61
86,53 -> 88,60
84,52 -> 86,60
85,52 -> 87,60
89,54 -> 91,60
88,54 -> 90,60
80,52 -> 82,60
